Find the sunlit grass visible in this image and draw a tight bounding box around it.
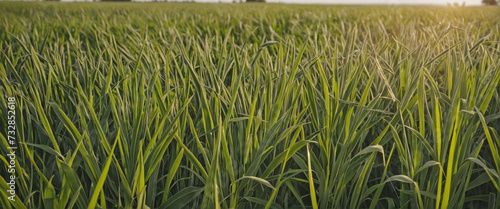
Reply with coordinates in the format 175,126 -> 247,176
1,2 -> 499,208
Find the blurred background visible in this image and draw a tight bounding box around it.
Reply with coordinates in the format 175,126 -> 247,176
6,0 -> 498,6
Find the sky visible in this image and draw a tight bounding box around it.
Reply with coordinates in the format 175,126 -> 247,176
158,0 -> 483,5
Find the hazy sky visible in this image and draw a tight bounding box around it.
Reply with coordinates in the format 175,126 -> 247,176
166,0 -> 483,5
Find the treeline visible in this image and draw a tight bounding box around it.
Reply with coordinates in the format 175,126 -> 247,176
482,0 -> 498,5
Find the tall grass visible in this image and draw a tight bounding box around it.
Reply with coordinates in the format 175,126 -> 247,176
1,2 -> 499,208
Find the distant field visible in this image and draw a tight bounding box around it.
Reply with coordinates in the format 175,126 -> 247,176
1,2 -> 499,208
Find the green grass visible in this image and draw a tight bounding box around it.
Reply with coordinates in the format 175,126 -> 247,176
1,2 -> 500,208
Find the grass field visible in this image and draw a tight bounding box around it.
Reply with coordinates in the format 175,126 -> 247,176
1,2 -> 500,208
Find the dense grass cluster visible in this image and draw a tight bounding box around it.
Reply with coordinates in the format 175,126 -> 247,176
1,2 -> 500,208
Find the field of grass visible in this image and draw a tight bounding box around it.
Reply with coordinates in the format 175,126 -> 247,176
1,2 -> 500,208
